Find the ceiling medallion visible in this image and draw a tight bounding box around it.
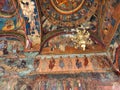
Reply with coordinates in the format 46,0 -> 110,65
50,0 -> 85,14
40,0 -> 98,27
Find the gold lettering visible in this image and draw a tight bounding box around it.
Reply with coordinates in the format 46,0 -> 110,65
56,0 -> 68,6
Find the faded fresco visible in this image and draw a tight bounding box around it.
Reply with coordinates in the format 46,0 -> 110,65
0,0 -> 120,90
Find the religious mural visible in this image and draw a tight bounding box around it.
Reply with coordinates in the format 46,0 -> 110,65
40,0 -> 118,55
19,0 -> 41,51
0,0 -> 120,90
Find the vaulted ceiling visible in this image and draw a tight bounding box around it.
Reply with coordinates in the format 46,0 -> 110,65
0,0 -> 120,54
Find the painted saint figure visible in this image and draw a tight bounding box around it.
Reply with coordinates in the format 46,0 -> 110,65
75,56 -> 82,69
34,58 -> 40,70
0,40 -> 4,50
66,80 -> 72,90
59,56 -> 65,69
41,57 -> 47,70
77,80 -> 82,90
84,55 -> 89,68
3,41 -> 8,55
49,57 -> 55,70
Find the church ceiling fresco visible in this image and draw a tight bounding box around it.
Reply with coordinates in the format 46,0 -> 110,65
0,0 -> 120,90
0,0 -> 119,54
39,0 -> 119,54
